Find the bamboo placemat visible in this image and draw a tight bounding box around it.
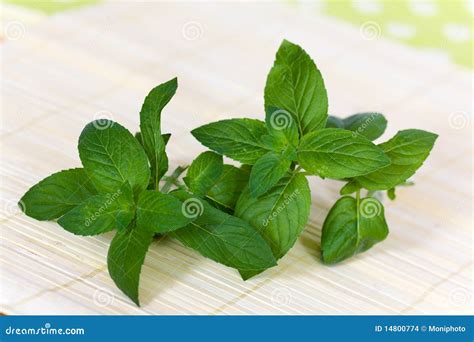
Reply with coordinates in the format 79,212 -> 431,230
1,1 -> 472,315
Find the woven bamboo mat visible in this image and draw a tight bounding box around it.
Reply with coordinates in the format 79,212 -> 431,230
1,1 -> 472,315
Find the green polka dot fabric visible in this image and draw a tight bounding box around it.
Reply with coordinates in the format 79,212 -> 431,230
322,0 -> 473,68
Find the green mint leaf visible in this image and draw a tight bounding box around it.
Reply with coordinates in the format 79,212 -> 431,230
184,151 -> 223,196
321,196 -> 388,264
79,120 -> 150,194
249,151 -> 291,198
325,115 -> 344,129
326,113 -> 387,141
107,222 -> 154,306
341,113 -> 387,141
297,128 -> 390,179
139,78 -> 177,188
58,182 -> 134,235
169,190 -> 277,274
355,129 -> 438,190
191,118 -> 269,164
264,39 -> 328,136
20,168 -> 97,220
265,106 -> 299,149
136,190 -> 193,233
235,173 -> 311,260
205,165 -> 250,212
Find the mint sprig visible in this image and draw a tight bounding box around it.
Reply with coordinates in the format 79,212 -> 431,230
193,39 -> 437,266
19,39 -> 437,305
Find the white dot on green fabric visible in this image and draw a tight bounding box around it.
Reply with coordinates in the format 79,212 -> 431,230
352,0 -> 383,14
409,0 -> 438,17
443,23 -> 471,43
387,22 -> 417,39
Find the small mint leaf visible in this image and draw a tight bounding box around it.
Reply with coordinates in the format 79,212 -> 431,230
321,196 -> 388,264
79,120 -> 150,195
355,129 -> 438,190
297,128 -> 390,179
265,40 -> 328,135
108,222 -> 154,306
191,118 -> 270,164
139,78 -> 177,188
58,182 -> 134,235
20,168 -> 97,221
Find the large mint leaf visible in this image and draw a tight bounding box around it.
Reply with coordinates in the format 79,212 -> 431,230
355,129 -> 438,190
108,223 -> 154,306
169,191 -> 276,275
206,165 -> 250,212
184,151 -> 223,196
79,120 -> 150,194
235,173 -> 311,260
321,196 -> 388,264
264,40 -> 328,135
191,119 -> 269,164
20,168 -> 97,220
249,151 -> 291,198
136,190 -> 193,233
58,182 -> 134,236
139,78 -> 177,188
326,113 -> 387,141
297,128 -> 390,179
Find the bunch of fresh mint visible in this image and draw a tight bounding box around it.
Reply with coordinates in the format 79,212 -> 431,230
19,40 -> 437,305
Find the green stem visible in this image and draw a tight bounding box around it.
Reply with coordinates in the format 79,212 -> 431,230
161,165 -> 188,193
